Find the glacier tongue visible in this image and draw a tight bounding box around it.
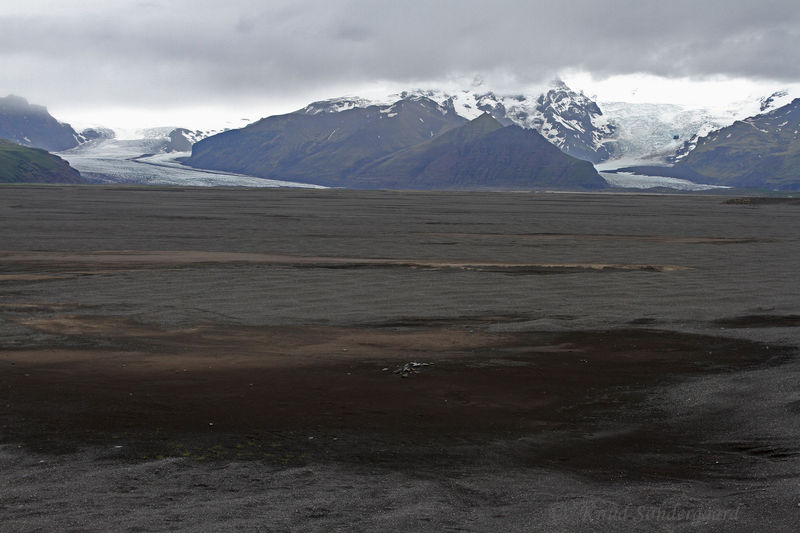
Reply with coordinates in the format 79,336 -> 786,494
59,138 -> 323,188
598,102 -> 730,163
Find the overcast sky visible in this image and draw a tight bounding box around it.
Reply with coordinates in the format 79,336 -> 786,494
4,0 -> 800,131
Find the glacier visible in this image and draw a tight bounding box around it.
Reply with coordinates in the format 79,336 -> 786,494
599,171 -> 729,191
58,136 -> 324,188
55,85 -> 797,191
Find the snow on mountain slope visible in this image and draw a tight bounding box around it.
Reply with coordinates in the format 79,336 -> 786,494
291,85 -> 800,169
529,81 -> 616,163
299,81 -> 616,163
598,102 -> 726,163
395,82 -> 615,163
669,90 -> 797,163
299,96 -> 389,115
758,90 -> 794,113
97,126 -> 222,153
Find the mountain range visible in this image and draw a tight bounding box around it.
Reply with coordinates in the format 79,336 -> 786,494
288,83 -> 800,169
0,94 -> 210,156
189,96 -> 466,185
611,97 -> 800,190
669,98 -> 800,189
186,96 -> 604,190
384,82 -> 617,164
295,81 -> 616,164
3,85 -> 800,190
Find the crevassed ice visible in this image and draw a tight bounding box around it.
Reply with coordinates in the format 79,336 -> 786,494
58,139 -> 324,188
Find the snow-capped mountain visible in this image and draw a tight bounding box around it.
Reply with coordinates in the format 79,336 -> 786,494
395,82 -> 616,163
162,128 -> 216,152
656,97 -> 800,190
191,95 -> 470,186
758,90 -> 793,113
188,96 -> 604,190
297,81 -> 617,163
76,127 -> 116,143
299,96 -> 383,115
100,126 -> 220,153
296,83 -> 800,169
529,81 -> 616,163
668,90 -> 796,163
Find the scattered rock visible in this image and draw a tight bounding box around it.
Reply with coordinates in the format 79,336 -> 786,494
393,362 -> 432,378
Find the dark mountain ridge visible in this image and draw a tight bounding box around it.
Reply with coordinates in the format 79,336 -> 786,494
352,114 -> 604,189
671,98 -> 800,190
0,95 -> 81,152
187,100 -> 605,190
188,96 -> 467,186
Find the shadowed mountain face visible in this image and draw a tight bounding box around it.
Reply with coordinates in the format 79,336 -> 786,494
352,114 -> 605,189
0,139 -> 84,184
187,96 -> 467,186
188,99 -> 605,190
0,95 -> 81,152
674,98 -> 800,190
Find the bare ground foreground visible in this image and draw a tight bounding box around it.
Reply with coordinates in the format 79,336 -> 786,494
1,186 -> 800,531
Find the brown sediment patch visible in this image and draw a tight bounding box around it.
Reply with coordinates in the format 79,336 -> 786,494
0,315 -> 786,479
714,314 -> 800,328
0,250 -> 691,273
724,197 -> 800,206
426,232 -> 771,244
374,314 -> 529,328
0,303 -> 82,311
9,315 -> 512,369
0,274 -> 73,281
15,315 -> 194,340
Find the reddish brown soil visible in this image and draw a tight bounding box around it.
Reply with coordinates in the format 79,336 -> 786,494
0,316 -> 779,479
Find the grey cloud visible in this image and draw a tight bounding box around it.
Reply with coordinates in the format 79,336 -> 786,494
2,0 -> 800,113
332,24 -> 372,42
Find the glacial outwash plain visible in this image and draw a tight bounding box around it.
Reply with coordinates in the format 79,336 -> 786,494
1,185 -> 800,531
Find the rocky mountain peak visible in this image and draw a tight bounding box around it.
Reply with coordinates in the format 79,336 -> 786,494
297,97 -> 379,115
531,81 -> 615,162
760,90 -> 790,112
385,84 -> 617,163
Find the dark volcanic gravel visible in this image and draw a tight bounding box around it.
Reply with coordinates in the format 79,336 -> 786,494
1,186 -> 799,531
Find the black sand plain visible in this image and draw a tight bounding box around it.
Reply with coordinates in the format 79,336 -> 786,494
1,186 -> 799,531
